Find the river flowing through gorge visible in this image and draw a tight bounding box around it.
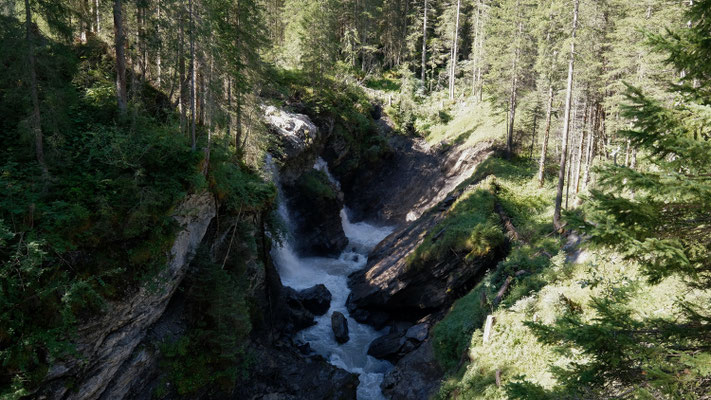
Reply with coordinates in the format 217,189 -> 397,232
271,158 -> 394,399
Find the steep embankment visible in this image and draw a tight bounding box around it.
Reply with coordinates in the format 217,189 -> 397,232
39,192 -> 216,400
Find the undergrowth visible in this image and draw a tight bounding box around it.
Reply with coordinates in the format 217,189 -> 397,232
0,27 -> 274,397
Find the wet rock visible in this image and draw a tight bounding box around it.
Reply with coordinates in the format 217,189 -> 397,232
381,341 -> 443,400
369,311 -> 391,331
282,287 -> 317,333
283,168 -> 348,256
297,284 -> 332,316
405,323 -> 429,342
331,312 -> 350,344
367,331 -> 405,361
335,134 -> 494,224
389,321 -> 414,335
232,343 -> 359,400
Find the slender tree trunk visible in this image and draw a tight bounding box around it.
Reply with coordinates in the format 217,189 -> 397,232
506,18 -> 522,159
226,77 -> 231,139
113,0 -> 127,113
421,0 -> 427,83
94,0 -> 100,33
553,0 -> 579,231
189,0 -> 196,151
530,106 -> 538,159
580,102 -> 596,196
81,0 -> 89,42
25,0 -> 48,179
475,1 -> 486,102
156,0 -> 162,87
179,12 -> 186,136
573,104 -> 588,198
448,0 -> 461,100
236,93 -> 243,153
471,0 -> 481,97
537,84 -> 554,186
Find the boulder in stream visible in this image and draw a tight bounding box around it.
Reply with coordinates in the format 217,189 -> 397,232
296,284 -> 332,316
331,311 -> 350,344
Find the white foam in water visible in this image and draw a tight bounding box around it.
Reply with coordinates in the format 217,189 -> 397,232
270,158 -> 394,400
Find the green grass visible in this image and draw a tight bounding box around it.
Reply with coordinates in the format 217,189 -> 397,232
423,101 -> 505,147
406,176 -> 504,272
429,157 -> 561,371
429,156 -> 709,399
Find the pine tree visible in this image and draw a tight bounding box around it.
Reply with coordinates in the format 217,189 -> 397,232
510,1 -> 711,397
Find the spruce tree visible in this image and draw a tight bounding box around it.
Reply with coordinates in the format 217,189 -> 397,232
510,1 -> 711,397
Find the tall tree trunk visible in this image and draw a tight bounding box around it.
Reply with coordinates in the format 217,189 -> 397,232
471,0 -> 481,97
156,0 -> 162,87
81,0 -> 89,42
448,0 -> 461,100
179,7 -> 187,136
189,0 -> 196,151
506,18 -> 522,159
573,103 -> 588,198
475,0 -> 486,102
553,0 -> 579,231
113,0 -> 127,113
530,106 -> 538,159
580,102 -> 596,196
25,0 -> 48,179
236,93 -> 243,153
537,84 -> 554,186
94,0 -> 100,33
565,97 -> 578,210
421,0 -> 427,83
226,77 -> 232,139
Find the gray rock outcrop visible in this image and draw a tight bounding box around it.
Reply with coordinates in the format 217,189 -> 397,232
40,191 -> 216,400
381,341 -> 443,400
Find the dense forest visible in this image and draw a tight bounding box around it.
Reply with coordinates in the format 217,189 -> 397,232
1,0 -> 710,399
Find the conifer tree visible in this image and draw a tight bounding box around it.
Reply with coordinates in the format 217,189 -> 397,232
510,1 -> 711,397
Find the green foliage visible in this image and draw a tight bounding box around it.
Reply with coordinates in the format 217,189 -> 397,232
507,3 -> 711,398
267,68 -> 391,176
158,242 -> 255,396
209,140 -> 277,214
406,179 -> 504,272
431,157 -> 560,371
0,23 -> 272,396
295,169 -> 337,200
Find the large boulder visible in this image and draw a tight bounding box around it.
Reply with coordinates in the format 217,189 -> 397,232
331,312 -> 350,344
367,323 -> 429,363
333,134 -> 495,225
347,190 -> 508,326
381,341 -> 443,400
265,106 -> 347,256
231,342 -> 359,400
265,105 -> 325,185
297,284 -> 332,316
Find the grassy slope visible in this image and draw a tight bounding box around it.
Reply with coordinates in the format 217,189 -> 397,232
359,80 -> 700,399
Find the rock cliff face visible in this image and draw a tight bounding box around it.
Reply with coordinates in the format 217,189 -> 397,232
337,135 -> 494,225
266,105 -> 347,256
40,191 -> 216,400
346,142 -> 504,326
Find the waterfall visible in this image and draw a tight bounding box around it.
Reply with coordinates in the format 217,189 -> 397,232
270,157 -> 394,400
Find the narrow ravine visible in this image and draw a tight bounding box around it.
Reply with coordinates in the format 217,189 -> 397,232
271,158 -> 394,400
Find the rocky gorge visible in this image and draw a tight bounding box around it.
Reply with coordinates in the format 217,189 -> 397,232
36,101 -> 499,400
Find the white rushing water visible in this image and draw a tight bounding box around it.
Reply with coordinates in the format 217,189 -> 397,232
271,158 -> 394,400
